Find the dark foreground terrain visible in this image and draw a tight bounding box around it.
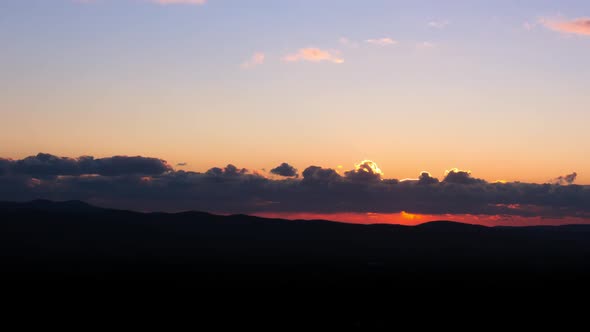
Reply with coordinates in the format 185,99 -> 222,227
1,200 -> 590,290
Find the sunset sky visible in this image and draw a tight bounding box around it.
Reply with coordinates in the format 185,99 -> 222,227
1,1 -> 589,225
1,0 -> 589,183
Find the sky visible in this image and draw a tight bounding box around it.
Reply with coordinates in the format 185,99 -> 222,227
1,1 -> 589,225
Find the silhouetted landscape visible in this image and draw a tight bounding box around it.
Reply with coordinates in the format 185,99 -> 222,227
5,1 -> 590,325
2,200 -> 590,289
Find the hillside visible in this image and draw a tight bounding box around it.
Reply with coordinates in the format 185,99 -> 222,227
1,200 -> 590,288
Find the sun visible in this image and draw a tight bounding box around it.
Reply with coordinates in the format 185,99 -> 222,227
400,211 -> 423,220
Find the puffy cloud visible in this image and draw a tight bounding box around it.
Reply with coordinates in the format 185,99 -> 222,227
205,167 -> 223,176
0,154 -> 589,220
1,153 -> 171,178
542,17 -> 590,36
14,153 -> 79,178
344,160 -> 383,183
241,52 -> 265,69
552,172 -> 577,185
366,38 -> 397,46
282,48 -> 344,64
443,168 -> 485,185
270,163 -> 298,177
81,156 -> 173,176
223,164 -> 248,176
206,164 -> 248,177
418,171 -> 439,185
428,20 -> 450,29
302,166 -> 341,183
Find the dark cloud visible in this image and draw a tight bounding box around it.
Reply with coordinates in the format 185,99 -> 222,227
552,172 -> 577,185
270,163 -> 298,177
82,155 -> 172,176
302,166 -> 341,183
177,163 -> 188,167
443,168 -> 485,184
205,167 -> 223,176
1,153 -> 171,178
418,171 -> 439,185
344,160 -> 382,182
0,153 -> 588,220
223,164 -> 247,176
0,158 -> 12,176
14,153 -> 79,178
206,164 -> 248,177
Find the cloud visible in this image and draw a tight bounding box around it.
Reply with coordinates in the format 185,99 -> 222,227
283,48 -> 344,64
302,166 -> 341,183
206,164 -> 248,177
443,168 -> 485,185
83,156 -> 173,176
1,154 -> 589,220
365,38 -> 397,46
344,160 -> 383,183
542,17 -> 590,36
338,37 -> 359,48
418,171 -> 439,185
552,172 -> 578,185
177,163 -> 188,167
428,20 -> 450,29
151,0 -> 207,5
241,52 -> 265,69
417,41 -> 436,49
0,159 -> 11,176
1,153 -> 172,178
270,163 -> 298,177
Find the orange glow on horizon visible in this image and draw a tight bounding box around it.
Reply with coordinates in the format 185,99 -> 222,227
400,211 -> 423,221
252,211 -> 590,227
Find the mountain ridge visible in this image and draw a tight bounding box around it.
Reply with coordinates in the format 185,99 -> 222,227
1,199 -> 590,288
2,199 -> 588,229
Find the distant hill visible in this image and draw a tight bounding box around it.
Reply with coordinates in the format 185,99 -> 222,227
1,200 -> 590,289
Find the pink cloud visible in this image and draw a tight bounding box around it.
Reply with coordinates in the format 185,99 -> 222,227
428,20 -> 450,29
417,41 -> 436,49
282,48 -> 344,64
365,38 -> 397,46
338,37 -> 359,48
241,52 -> 265,69
542,17 -> 590,36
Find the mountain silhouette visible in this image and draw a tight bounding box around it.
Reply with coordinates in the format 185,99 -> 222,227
1,200 -> 590,289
